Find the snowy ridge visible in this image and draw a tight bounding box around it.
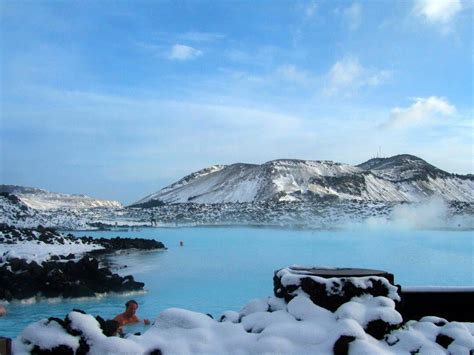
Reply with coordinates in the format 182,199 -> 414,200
135,163 -> 261,204
0,194 -> 124,230
0,185 -> 122,210
357,154 -> 450,182
131,155 -> 474,206
135,165 -> 228,205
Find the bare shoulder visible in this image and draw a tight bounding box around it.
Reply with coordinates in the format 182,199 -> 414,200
114,313 -> 125,323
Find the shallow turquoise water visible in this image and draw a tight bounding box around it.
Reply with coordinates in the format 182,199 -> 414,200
1,227 -> 473,338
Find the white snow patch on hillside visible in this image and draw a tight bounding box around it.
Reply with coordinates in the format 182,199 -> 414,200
18,193 -> 122,210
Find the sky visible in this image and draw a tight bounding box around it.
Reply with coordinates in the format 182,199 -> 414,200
0,0 -> 472,204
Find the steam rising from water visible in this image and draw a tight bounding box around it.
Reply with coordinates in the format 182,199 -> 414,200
365,197 -> 473,230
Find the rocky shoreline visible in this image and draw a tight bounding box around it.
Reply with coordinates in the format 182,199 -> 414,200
3,189 -> 473,231
0,224 -> 166,301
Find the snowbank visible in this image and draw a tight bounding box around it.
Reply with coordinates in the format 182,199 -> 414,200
13,268 -> 474,354
13,294 -> 474,354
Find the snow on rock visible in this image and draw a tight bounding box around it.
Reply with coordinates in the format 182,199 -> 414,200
16,318 -> 80,353
131,155 -> 474,206
238,298 -> 270,317
0,225 -> 164,301
0,193 -> 126,230
14,294 -> 474,354
154,308 -> 215,330
338,296 -> 402,325
0,240 -> 99,265
2,188 -> 472,230
0,185 -> 122,210
219,310 -> 240,323
274,267 -> 401,314
0,224 -> 103,265
286,295 -> 334,323
12,267 -> 474,354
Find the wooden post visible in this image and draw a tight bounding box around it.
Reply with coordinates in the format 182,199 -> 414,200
0,337 -> 12,355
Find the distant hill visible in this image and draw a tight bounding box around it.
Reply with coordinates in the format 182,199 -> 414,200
0,185 -> 122,210
131,154 -> 473,207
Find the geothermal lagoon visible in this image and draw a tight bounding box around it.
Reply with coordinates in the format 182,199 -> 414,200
2,226 -> 473,339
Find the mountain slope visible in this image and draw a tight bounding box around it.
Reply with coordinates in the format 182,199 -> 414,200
0,185 -> 122,210
131,155 -> 474,206
356,154 -> 450,181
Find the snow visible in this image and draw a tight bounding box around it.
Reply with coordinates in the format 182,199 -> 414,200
276,267 -> 401,302
384,318 -> 474,355
0,238 -> 103,265
403,286 -> 474,292
154,308 -> 215,329
69,312 -> 146,354
140,163 -> 262,204
335,295 -> 403,327
14,319 -> 80,353
0,185 -> 122,210
131,157 -> 474,205
14,293 -> 474,354
19,195 -> 122,210
238,298 -> 269,317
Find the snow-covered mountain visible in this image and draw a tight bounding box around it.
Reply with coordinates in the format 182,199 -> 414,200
0,185 -> 122,210
132,155 -> 473,206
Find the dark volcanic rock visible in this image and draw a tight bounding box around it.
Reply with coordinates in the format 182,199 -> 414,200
86,236 -> 165,256
435,333 -> 454,349
0,225 -> 166,301
0,192 -> 29,211
333,335 -> 356,355
0,256 -> 145,301
0,224 -> 165,254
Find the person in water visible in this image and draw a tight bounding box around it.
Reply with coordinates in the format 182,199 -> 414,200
114,300 -> 150,326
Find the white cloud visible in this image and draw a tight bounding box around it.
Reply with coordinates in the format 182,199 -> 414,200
413,0 -> 462,24
366,70 -> 392,86
326,58 -> 363,92
323,57 -> 390,96
385,96 -> 456,129
168,44 -> 202,61
276,65 -> 309,83
343,3 -> 362,30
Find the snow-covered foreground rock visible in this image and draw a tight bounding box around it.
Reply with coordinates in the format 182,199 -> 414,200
0,225 -> 165,301
13,268 -> 474,354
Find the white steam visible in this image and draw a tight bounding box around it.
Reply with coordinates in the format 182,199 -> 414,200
391,197 -> 448,229
365,197 -> 472,230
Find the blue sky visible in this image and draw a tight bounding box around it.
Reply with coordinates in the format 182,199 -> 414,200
1,0 -> 472,204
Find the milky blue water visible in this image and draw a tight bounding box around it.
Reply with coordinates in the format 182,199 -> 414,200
1,226 -> 473,338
